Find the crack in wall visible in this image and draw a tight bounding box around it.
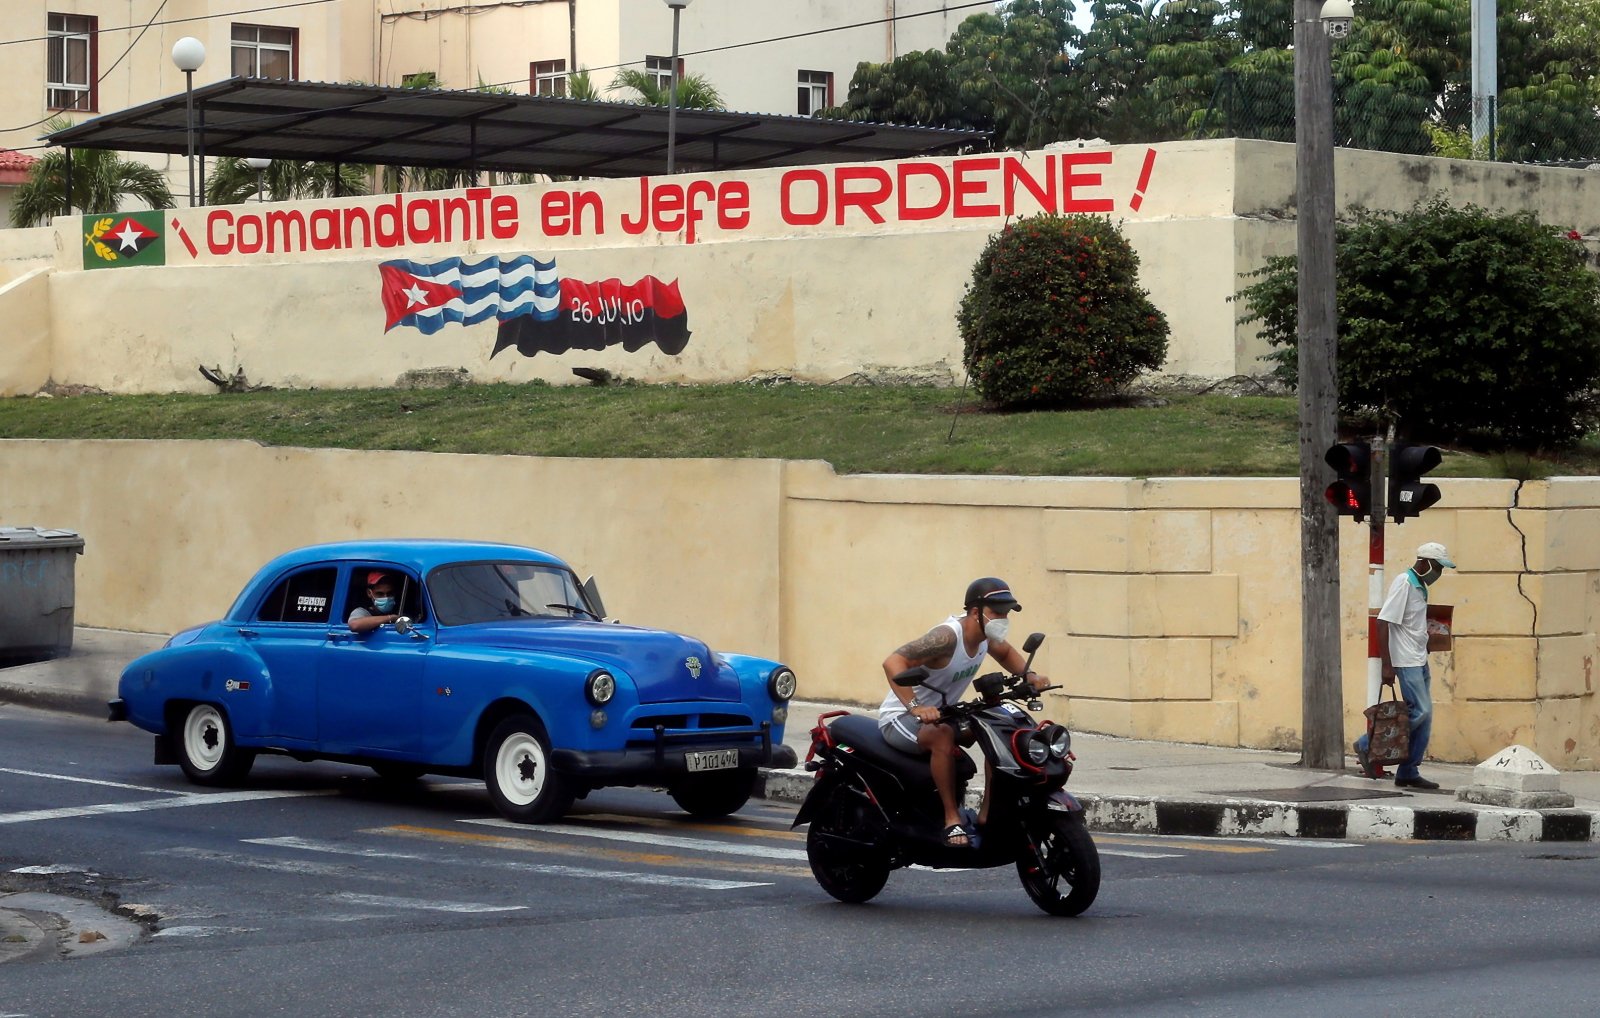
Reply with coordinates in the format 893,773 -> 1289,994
1507,479 -> 1539,686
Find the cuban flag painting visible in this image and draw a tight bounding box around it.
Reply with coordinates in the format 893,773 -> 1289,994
379,254 -> 690,358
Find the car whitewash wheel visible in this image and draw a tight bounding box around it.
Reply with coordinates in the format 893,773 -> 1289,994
483,715 -> 573,823
1016,812 -> 1101,916
175,703 -> 256,787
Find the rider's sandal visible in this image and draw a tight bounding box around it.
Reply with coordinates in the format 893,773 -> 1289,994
944,823 -> 976,849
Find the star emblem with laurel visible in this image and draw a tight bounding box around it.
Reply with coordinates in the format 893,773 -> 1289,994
81,210 -> 167,269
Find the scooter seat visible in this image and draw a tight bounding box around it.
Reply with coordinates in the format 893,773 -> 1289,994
827,714 -> 975,783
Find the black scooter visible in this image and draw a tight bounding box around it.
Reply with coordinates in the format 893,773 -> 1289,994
792,633 -> 1100,916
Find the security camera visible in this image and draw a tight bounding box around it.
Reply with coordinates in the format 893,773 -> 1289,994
1320,0 -> 1354,38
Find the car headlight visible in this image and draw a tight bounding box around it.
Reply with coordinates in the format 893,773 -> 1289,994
585,669 -> 616,706
1024,732 -> 1051,766
767,667 -> 797,702
1045,724 -> 1071,759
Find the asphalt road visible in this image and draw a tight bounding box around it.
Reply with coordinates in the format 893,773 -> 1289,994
2,703 -> 1598,1018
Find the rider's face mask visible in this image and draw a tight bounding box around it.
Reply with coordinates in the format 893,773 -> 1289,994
371,590 -> 397,612
982,607 -> 1011,644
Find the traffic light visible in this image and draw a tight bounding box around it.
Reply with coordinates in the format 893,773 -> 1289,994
1389,444 -> 1442,522
1324,442 -> 1372,521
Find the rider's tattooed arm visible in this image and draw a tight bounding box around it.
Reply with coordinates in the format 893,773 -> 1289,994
893,626 -> 957,666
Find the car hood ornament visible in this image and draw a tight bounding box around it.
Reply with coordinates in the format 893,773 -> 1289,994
685,655 -> 703,679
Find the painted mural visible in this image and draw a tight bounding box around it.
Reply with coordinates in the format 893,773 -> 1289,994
378,255 -> 689,358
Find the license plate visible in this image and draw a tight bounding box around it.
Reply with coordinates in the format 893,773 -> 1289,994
685,749 -> 740,772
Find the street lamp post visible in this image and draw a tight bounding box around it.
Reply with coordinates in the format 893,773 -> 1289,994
243,157 -> 272,202
662,0 -> 694,175
171,37 -> 206,207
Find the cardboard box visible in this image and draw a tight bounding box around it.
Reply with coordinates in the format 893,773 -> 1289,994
1427,603 -> 1453,652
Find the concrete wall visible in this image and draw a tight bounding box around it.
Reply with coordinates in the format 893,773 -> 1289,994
0,269 -> 54,396
11,140 -> 1598,395
2,439 -> 1596,769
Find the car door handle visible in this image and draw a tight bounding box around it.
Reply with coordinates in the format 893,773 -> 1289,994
326,631 -> 353,642
237,627 -> 259,638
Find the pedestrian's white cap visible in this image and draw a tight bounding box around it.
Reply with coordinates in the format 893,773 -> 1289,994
1417,542 -> 1455,568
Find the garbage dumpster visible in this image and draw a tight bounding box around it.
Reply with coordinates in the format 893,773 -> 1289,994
0,527 -> 86,664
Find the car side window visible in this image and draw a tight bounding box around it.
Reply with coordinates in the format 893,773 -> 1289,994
344,568 -> 427,625
255,567 -> 338,624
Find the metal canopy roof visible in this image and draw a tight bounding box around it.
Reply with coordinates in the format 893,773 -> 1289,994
44,77 -> 984,177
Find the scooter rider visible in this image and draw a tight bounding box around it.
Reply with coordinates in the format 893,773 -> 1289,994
880,577 -> 1051,848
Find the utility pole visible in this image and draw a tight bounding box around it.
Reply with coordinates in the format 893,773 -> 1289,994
1294,0 -> 1344,769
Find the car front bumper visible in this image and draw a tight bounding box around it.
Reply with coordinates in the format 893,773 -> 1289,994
552,741 -> 798,781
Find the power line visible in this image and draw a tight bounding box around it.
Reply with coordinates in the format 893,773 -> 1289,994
3,0 -> 172,137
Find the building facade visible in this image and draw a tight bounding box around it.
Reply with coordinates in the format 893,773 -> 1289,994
0,1 -> 989,217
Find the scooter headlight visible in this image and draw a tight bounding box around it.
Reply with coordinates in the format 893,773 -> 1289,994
1045,724 -> 1071,759
1024,732 -> 1051,766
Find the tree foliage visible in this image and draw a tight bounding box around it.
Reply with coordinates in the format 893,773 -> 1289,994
607,69 -> 724,110
959,214 -> 1169,408
206,156 -> 371,205
1237,199 -> 1600,448
8,117 -> 174,227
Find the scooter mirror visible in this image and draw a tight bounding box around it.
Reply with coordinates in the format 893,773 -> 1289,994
891,666 -> 930,687
1022,632 -> 1045,654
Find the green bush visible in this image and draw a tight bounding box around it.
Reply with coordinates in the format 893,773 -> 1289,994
958,213 -> 1169,408
1238,197 -> 1600,448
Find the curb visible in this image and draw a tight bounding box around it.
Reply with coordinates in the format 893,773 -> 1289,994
755,768 -> 1600,843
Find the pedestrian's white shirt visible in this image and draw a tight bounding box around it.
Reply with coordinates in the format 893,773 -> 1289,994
879,616 -> 988,727
1379,571 -> 1429,667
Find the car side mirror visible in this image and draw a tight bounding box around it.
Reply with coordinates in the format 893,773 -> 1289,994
581,574 -> 609,621
394,616 -> 413,635
1022,632 -> 1045,654
892,665 -> 930,687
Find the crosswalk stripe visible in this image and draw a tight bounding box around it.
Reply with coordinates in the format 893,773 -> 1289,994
461,817 -> 810,861
0,789 -> 333,825
257,831 -> 773,889
0,767 -> 184,795
332,893 -> 524,914
374,824 -> 806,879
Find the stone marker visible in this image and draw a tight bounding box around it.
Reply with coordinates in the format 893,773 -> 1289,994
1455,745 -> 1575,808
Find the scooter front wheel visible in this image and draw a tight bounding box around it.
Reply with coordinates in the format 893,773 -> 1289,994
1016,812 -> 1100,916
806,791 -> 890,904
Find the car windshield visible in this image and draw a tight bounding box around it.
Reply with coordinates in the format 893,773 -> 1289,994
427,561 -> 596,626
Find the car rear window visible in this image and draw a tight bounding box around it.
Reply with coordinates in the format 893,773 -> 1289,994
256,567 -> 338,624
428,562 -> 593,626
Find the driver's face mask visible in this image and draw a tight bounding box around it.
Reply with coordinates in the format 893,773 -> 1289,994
982,608 -> 1011,644
372,592 -> 397,612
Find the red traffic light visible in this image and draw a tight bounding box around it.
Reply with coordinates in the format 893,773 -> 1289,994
1324,442 -> 1373,521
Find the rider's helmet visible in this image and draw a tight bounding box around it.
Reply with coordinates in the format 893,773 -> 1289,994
964,577 -> 1022,613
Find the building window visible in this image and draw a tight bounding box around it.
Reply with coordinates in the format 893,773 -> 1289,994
531,60 -> 567,97
797,70 -> 833,116
47,13 -> 97,111
645,55 -> 681,93
231,24 -> 297,80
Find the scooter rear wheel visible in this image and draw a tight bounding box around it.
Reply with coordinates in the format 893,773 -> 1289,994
806,792 -> 890,904
1016,812 -> 1100,916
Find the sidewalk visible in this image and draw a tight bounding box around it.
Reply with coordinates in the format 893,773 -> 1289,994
3,628 -> 1597,843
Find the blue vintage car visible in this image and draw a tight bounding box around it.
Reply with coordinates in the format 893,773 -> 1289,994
110,540 -> 798,822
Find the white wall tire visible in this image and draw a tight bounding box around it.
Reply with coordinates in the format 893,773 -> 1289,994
174,703 -> 255,786
483,715 -> 572,823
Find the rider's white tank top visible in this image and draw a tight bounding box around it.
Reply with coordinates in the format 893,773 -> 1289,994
879,615 -> 987,729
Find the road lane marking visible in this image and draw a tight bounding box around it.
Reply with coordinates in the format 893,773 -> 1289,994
0,767 -> 185,795
577,812 -> 805,841
332,893 -> 524,914
259,831 -> 774,889
1098,835 -> 1270,855
244,836 -> 427,860
162,846 -> 355,877
374,824 -> 804,879
1096,848 -> 1186,859
0,790 -> 333,825
461,817 -> 810,861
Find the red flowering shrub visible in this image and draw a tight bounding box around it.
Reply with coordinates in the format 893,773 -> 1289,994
957,213 -> 1169,409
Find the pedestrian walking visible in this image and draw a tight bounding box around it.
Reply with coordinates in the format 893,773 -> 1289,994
1353,541 -> 1455,789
